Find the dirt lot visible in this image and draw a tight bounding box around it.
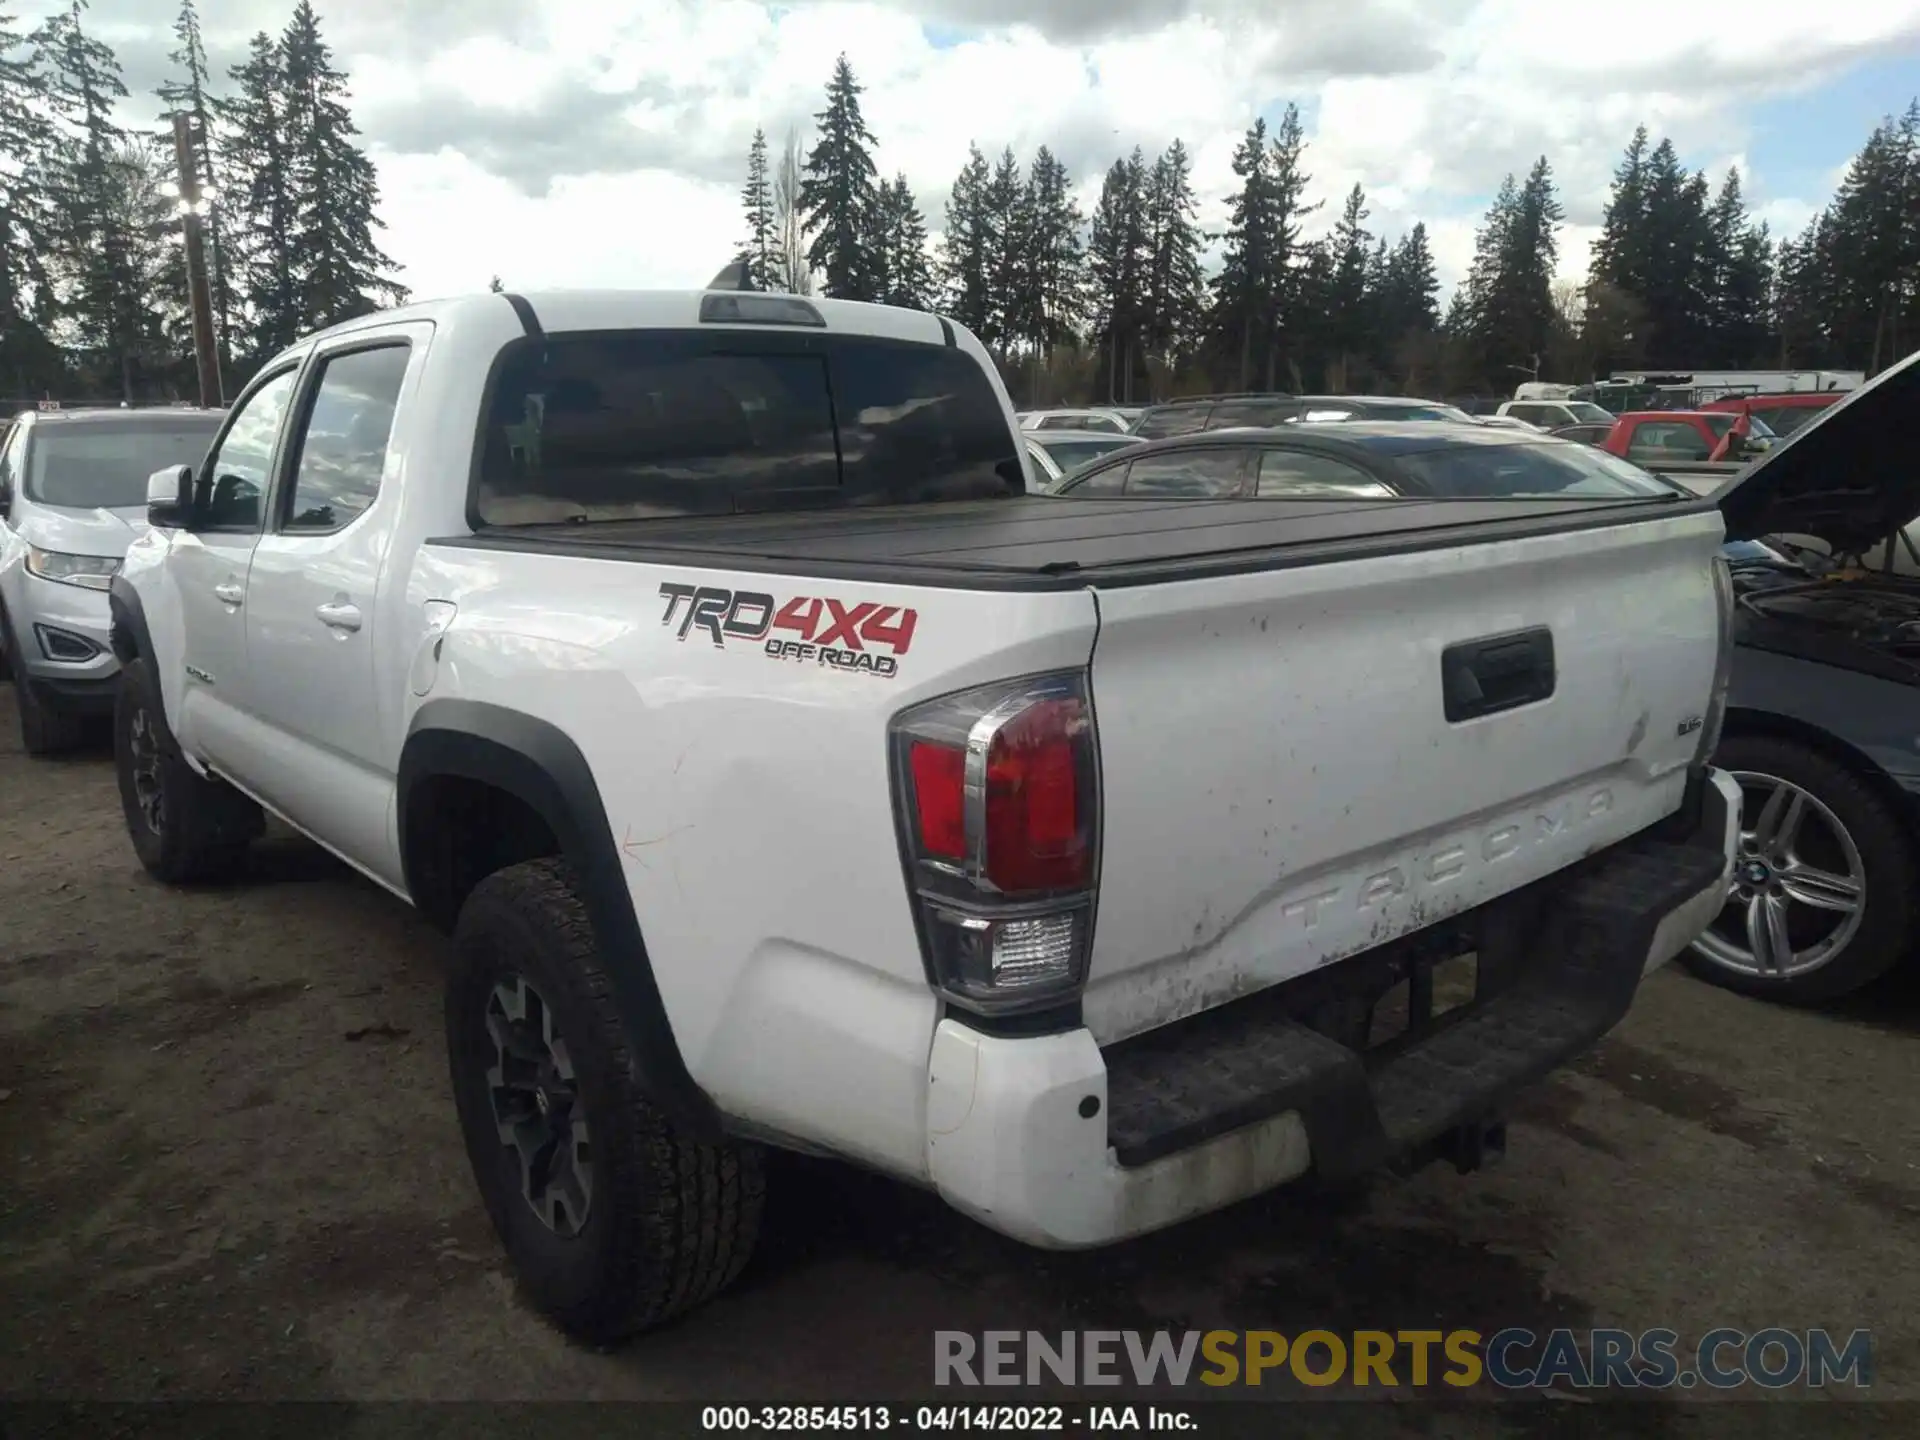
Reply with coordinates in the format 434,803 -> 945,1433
3,681 -> 1918,1422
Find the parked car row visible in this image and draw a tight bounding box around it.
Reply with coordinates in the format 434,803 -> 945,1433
1038,359 -> 1920,1002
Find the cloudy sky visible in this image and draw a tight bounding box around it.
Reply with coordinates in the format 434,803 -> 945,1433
21,0 -> 1920,303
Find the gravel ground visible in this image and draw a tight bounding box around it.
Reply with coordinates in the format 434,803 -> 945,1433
2,680 -> 1917,1426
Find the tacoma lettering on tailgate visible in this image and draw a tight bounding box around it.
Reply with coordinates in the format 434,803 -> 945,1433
657,581 -> 917,679
1285,785 -> 1616,934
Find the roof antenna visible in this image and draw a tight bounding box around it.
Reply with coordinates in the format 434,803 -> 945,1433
706,254 -> 758,292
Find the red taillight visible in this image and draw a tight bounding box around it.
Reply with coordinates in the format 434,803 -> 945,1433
984,697 -> 1087,891
910,740 -> 966,859
890,671 -> 1102,1015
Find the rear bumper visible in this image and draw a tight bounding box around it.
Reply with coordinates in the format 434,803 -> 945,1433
924,767 -> 1739,1249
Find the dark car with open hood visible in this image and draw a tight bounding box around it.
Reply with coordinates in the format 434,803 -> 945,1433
1681,347 -> 1920,1001
1047,353 -> 1920,1003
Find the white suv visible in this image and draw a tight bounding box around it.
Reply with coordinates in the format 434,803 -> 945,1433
1497,398 -> 1617,430
0,405 -> 224,753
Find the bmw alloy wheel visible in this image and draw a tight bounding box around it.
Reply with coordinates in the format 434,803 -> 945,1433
1690,770 -> 1867,980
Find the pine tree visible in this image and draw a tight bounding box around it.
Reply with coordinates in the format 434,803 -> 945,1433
1589,128 -> 1651,304
1381,226 -> 1443,388
1087,149 -> 1149,401
1631,137 -> 1711,365
1704,169 -> 1771,367
1773,219 -> 1833,365
1019,147 -> 1085,352
982,146 -> 1024,345
34,0 -> 153,399
740,128 -> 775,291
1266,103 -> 1318,387
939,143 -> 994,337
1821,107 -> 1918,370
1208,118 -> 1280,389
219,32 -> 297,359
0,5 -> 58,393
280,1 -> 405,333
1454,160 -> 1564,386
873,174 -> 932,309
154,0 -> 232,362
1327,183 -> 1373,382
798,55 -> 881,301
1141,140 -> 1205,368
1483,158 -> 1563,383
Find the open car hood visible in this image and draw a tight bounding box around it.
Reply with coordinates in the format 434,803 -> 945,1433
1718,347 -> 1920,551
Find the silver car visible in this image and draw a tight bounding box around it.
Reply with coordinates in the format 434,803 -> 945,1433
1024,429 -> 1144,489
0,405 -> 225,754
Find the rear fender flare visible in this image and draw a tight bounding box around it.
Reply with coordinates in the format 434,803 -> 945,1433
399,698 -> 721,1138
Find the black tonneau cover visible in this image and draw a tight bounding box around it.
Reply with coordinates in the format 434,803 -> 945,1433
433,492 -> 1715,592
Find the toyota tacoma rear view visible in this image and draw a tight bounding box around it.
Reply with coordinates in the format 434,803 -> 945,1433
106,287 -> 1741,1342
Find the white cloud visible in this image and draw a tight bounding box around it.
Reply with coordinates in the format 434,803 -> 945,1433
15,0 -> 1920,300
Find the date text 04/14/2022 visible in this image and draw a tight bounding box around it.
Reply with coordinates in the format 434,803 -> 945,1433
700,1405 -> 1195,1432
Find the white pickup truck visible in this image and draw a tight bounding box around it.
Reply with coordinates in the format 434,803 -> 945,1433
109,288 -> 1741,1343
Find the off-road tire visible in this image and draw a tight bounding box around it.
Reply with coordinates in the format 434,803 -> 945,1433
1684,733 -> 1916,1002
113,656 -> 262,883
446,857 -> 765,1343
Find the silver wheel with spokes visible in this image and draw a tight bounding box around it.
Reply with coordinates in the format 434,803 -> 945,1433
1691,770 -> 1867,980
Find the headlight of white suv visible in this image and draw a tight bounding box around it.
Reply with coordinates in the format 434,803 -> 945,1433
25,547 -> 121,591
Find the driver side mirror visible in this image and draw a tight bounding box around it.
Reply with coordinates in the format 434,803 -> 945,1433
146,465 -> 193,529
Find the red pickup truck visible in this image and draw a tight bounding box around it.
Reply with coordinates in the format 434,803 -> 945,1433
1701,391 -> 1841,437
1599,410 -> 1778,464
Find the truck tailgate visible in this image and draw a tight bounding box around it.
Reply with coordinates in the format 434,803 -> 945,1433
1083,509 -> 1726,1044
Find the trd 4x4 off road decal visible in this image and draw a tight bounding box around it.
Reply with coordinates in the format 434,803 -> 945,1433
658,582 -> 917,678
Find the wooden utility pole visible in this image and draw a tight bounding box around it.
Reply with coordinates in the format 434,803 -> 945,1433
171,112 -> 223,408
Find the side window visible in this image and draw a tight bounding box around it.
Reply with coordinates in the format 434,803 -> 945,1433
200,366 -> 300,530
1134,406 -> 1209,439
1123,449 -> 1246,498
1626,421 -> 1709,461
1509,405 -> 1546,425
1207,399 -> 1298,429
1079,414 -> 1125,434
282,346 -> 410,532
1036,415 -> 1073,430
1064,458 -> 1128,496
1256,449 -> 1394,497
1298,407 -> 1356,423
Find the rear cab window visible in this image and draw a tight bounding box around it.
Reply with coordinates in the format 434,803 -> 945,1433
472,330 -> 1022,526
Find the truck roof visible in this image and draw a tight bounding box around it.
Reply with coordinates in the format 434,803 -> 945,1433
305,289 -> 958,350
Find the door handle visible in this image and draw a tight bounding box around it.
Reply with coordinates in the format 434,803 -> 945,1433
213,582 -> 243,606
316,600 -> 362,633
